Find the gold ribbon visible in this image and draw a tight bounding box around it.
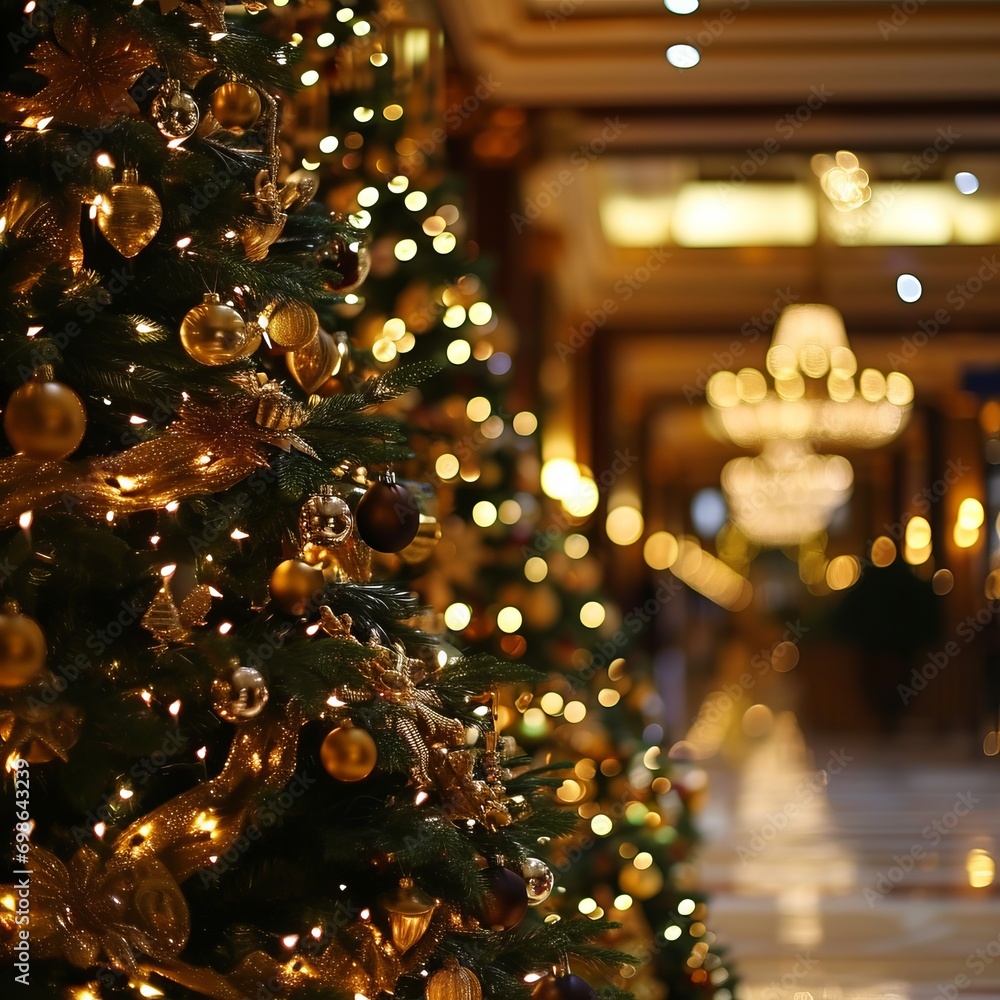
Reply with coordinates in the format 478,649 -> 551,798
112,704 -> 302,884
0,385 -> 314,528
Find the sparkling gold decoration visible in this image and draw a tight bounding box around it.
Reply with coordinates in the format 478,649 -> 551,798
427,958 -> 483,1000
0,843 -> 189,973
299,482 -> 372,582
0,380 -> 316,527
239,170 -> 287,262
20,4 -> 155,126
4,377 -> 87,461
142,579 -> 212,645
113,704 -> 302,882
210,81 -> 261,130
379,877 -> 439,952
150,79 -> 200,140
319,723 -> 377,781
269,559 -> 325,616
263,300 -> 320,350
279,170 -> 320,212
0,606 -> 47,689
212,663 -> 269,721
0,696 -> 81,763
707,303 -> 913,449
179,293 -> 256,366
96,168 -> 163,259
286,329 -> 344,395
0,180 -> 84,293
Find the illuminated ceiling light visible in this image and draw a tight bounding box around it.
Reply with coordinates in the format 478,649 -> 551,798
896,273 -> 922,302
721,441 -> 852,547
708,304 -> 912,449
665,44 -> 700,68
818,150 -> 871,212
955,171 -> 980,195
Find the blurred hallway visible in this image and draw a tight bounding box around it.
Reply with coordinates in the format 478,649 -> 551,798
697,714 -> 1000,1000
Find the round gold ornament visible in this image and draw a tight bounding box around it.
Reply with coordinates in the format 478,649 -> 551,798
0,610 -> 47,689
150,79 -> 200,140
286,329 -> 343,395
268,558 -> 325,616
427,959 -> 483,1000
179,293 -> 256,366
4,378 -> 86,461
378,876 -> 438,951
210,82 -> 261,130
97,168 -> 163,258
320,723 -> 377,782
212,663 -> 269,721
263,300 -> 319,350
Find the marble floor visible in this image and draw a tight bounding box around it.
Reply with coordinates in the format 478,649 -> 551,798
695,713 -> 1000,1000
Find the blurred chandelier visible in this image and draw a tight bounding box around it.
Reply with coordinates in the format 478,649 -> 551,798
721,440 -> 853,547
706,303 -> 914,449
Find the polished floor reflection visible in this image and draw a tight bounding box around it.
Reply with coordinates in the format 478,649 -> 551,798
698,714 -> 1000,1000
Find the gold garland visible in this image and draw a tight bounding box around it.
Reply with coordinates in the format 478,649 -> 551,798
0,379 -> 314,528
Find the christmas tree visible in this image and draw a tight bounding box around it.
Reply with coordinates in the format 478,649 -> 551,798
0,2 -> 628,998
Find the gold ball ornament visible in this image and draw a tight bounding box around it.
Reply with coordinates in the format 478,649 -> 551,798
210,82 -> 262,130
180,293 -> 257,366
320,724 -> 377,782
269,558 -> 325,616
0,610 -> 47,688
96,168 -> 163,258
4,379 -> 86,460
286,329 -> 344,395
427,960 -> 483,1000
262,300 -> 320,350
